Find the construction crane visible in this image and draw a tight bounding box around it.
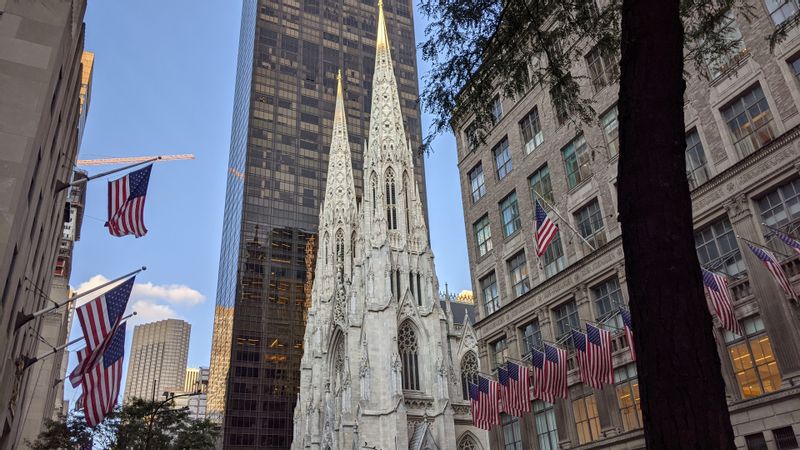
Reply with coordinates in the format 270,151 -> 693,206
76,153 -> 195,166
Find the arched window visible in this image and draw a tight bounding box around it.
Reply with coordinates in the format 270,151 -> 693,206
457,434 -> 479,450
323,232 -> 329,264
398,321 -> 420,390
385,169 -> 397,230
461,351 -> 478,400
333,338 -> 345,392
403,171 -> 411,233
335,229 -> 345,264
370,172 -> 378,215
351,231 -> 357,268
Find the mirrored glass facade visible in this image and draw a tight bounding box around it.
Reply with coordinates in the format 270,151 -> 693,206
209,0 -> 427,447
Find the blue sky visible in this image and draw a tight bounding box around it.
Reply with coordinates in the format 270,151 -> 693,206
66,0 -> 468,404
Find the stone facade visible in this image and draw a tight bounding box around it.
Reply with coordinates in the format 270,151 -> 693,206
292,4 -> 487,450
0,1 -> 87,447
453,4 -> 800,450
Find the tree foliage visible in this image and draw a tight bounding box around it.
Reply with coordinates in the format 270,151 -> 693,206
418,0 -> 751,147
29,398 -> 220,450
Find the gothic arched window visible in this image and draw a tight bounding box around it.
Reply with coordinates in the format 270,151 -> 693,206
385,169 -> 397,230
351,231 -> 357,268
403,171 -> 411,233
333,338 -> 345,393
457,434 -> 479,450
335,229 -> 345,264
398,321 -> 420,390
370,172 -> 378,215
324,232 -> 329,264
461,351 -> 478,400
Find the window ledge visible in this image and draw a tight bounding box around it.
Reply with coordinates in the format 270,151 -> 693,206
567,175 -> 594,195
503,229 -> 522,241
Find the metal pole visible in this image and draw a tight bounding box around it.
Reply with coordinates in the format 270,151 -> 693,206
15,266 -> 146,330
145,390 -> 202,450
736,234 -> 792,260
532,190 -> 596,252
56,157 -> 160,192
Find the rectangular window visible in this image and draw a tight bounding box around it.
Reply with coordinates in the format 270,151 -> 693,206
704,12 -> 747,79
724,316 -> 782,399
491,95 -> 504,124
773,426 -> 799,450
468,163 -> 486,203
746,433 -> 769,450
554,300 -> 580,341
519,107 -> 544,154
614,364 -> 642,431
600,105 -> 619,157
474,215 -> 493,257
494,137 -> 513,180
508,251 -> 530,297
562,135 -> 591,189
500,191 -> 521,237
586,45 -> 619,92
534,400 -> 559,450
686,129 -> 710,189
502,414 -> 523,450
695,217 -> 745,276
529,165 -> 554,205
575,199 -> 607,249
481,272 -> 500,315
465,121 -> 479,152
766,0 -> 799,25
572,394 -> 601,444
722,84 -> 775,158
758,177 -> 800,254
542,234 -> 567,278
522,321 -> 543,358
592,277 -> 624,318
790,55 -> 800,81
492,337 -> 509,369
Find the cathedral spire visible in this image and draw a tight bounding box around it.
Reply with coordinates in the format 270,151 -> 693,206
321,69 -> 357,225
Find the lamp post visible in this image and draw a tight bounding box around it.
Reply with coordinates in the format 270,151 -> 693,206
144,390 -> 202,450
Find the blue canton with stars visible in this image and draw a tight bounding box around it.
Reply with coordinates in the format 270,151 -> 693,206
104,323 -> 126,367
530,348 -> 545,369
571,329 -> 587,352
497,367 -> 509,387
105,277 -> 135,324
587,324 -> 603,347
128,165 -> 152,198
544,344 -> 560,363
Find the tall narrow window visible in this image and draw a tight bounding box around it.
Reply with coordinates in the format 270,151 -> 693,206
562,135 -> 591,189
501,414 -> 523,450
403,172 -> 410,233
519,106 -> 544,154
416,273 -> 422,304
695,217 -> 745,276
324,232 -> 329,264
481,272 -> 500,315
385,169 -> 397,230
543,234 -> 567,278
572,394 -> 601,444
335,229 -> 344,264
615,363 -> 642,431
460,351 -> 478,400
724,316 -> 781,399
534,400 -> 559,450
493,138 -> 513,180
370,172 -> 377,214
491,95 -> 504,124
500,191 -> 521,237
586,45 -> 619,92
522,321 -> 543,358
554,300 -> 580,341
469,163 -> 486,203
529,165 -> 554,205
465,121 -> 479,152
600,105 -> 619,157
507,252 -> 530,297
686,129 -> 709,189
574,199 -> 607,249
757,177 -> 800,254
491,337 -> 508,369
591,277 -> 624,318
721,84 -> 775,157
703,12 -> 747,79
474,215 -> 492,257
398,322 -> 420,390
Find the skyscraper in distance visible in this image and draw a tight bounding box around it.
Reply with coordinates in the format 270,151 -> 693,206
208,0 -> 428,447
123,319 -> 191,402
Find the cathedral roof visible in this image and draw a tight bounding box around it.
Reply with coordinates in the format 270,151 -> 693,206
441,299 -> 475,325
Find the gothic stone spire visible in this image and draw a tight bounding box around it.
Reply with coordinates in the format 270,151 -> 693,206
321,70 -> 357,230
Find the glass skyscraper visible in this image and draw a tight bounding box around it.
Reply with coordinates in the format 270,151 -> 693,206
208,0 -> 427,447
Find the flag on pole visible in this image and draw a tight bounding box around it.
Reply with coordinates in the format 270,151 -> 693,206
497,366 -> 510,414
701,268 -> 743,336
468,383 -> 486,429
478,375 -> 501,427
571,329 -> 597,388
619,308 -> 636,362
747,243 -> 798,300
106,164 -> 152,238
769,228 -> 800,256
534,200 -> 559,256
530,348 -> 554,404
507,361 -> 531,415
69,277 -> 135,387
543,344 -> 568,399
80,323 -> 126,427
586,324 -> 614,386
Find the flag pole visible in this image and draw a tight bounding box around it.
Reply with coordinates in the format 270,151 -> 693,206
533,191 -> 596,252
584,319 -> 624,332
736,235 -> 792,260
15,266 -> 146,331
761,222 -> 800,237
55,157 -> 161,193
18,312 -> 137,370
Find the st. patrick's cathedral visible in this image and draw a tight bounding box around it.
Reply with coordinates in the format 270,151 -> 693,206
291,2 -> 488,449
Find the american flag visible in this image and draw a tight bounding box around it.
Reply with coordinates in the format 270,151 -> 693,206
701,268 -> 743,336
619,308 -> 636,362
586,324 -> 614,386
507,361 -> 531,415
106,164 -> 152,238
571,329 -> 597,388
468,383 -> 485,429
534,200 -> 559,256
81,323 -> 126,427
530,348 -> 554,404
769,228 -> 800,256
69,277 -> 135,387
543,344 -> 568,399
497,366 -> 511,414
478,375 -> 501,428
747,243 -> 798,300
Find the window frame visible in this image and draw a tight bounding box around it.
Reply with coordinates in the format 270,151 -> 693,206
554,300 -> 580,341
562,135 -> 591,189
480,272 -> 500,315
614,363 -> 642,431
491,95 -> 504,124
542,233 -> 567,278
585,45 -> 619,93
533,400 -> 559,450
529,164 -> 555,205
469,163 -> 487,203
721,84 -> 776,158
500,191 -> 522,237
501,413 -> 523,450
686,128 -> 710,190
519,106 -> 544,154
694,216 -> 745,276
507,251 -> 531,298
574,199 -> 607,249
765,0 -> 799,26
591,277 -> 624,319
473,214 -> 493,257
600,105 -> 619,157
494,137 -> 513,180
572,393 -> 602,444
723,316 -> 782,399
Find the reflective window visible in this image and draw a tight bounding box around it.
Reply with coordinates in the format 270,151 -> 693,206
758,177 -> 800,254
534,400 -> 559,450
500,191 -> 521,237
492,337 -> 509,370
704,12 -> 747,79
469,164 -> 486,203
722,84 -> 775,158
695,217 -> 745,276
614,364 -> 642,431
765,0 -> 799,25
465,121 -> 479,152
474,215 -> 493,257
586,46 -> 619,92
554,300 -> 580,341
529,165 -> 554,205
543,234 -> 567,278
592,277 -> 624,318
501,414 -> 523,450
600,105 -> 619,157
491,95 -> 504,124
481,272 -> 500,315
494,137 -> 513,180
508,251 -> 530,297
520,107 -> 544,154
562,135 -> 591,189
522,321 -> 543,358
575,199 -> 607,249
724,316 -> 781,399
686,129 -> 710,190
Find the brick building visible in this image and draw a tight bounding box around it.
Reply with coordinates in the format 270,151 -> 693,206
452,4 -> 800,450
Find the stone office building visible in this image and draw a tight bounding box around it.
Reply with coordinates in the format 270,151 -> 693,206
453,4 -> 800,450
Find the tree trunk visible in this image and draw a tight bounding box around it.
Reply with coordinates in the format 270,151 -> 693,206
617,0 -> 736,448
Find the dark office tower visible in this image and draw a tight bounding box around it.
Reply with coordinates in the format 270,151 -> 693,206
208,0 -> 427,447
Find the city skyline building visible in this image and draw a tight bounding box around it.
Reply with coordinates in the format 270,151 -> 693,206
124,319 -> 191,402
453,3 -> 800,449
0,2 -> 88,447
208,0 -> 429,446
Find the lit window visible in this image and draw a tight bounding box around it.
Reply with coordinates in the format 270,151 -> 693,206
572,394 -> 601,444
562,135 -> 591,189
500,191 -> 521,237
574,199 -> 607,249
765,0 -> 799,25
519,107 -> 544,154
494,138 -> 513,180
721,84 -> 775,158
614,364 -> 642,431
491,95 -> 504,124
686,129 -> 710,190
724,316 -> 781,399
542,234 -> 567,278
600,105 -> 619,157
554,300 -> 579,341
534,400 -> 559,450
592,277 -> 624,318
469,164 -> 486,203
529,165 -> 554,205
508,251 -> 530,297
481,272 -> 500,315
694,217 -> 745,276
586,45 -> 619,92
474,215 -> 493,257
501,414 -> 523,450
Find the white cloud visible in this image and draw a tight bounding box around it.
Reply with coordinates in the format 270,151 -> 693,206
132,282 -> 205,306
75,274 -> 111,294
129,300 -> 179,325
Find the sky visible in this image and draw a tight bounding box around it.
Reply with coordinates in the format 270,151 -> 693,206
65,1 -> 469,405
